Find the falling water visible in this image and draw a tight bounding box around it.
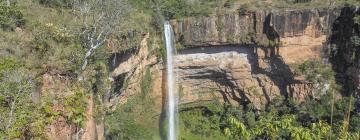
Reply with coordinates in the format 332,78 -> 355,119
164,21 -> 177,140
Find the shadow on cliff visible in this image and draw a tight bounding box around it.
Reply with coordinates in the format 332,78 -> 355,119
186,69 -> 252,106
180,44 -> 298,110
176,13 -> 299,109
251,14 -> 298,106
329,7 -> 360,95
262,14 -> 280,57
108,48 -> 138,72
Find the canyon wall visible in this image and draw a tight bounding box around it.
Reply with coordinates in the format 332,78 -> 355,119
177,47 -> 281,109
172,8 -> 339,64
170,8 -> 341,109
112,7 -> 360,111
110,33 -> 164,112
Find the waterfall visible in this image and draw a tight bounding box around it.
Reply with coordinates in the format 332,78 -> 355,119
164,21 -> 177,140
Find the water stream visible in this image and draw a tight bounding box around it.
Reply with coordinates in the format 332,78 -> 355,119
164,21 -> 177,140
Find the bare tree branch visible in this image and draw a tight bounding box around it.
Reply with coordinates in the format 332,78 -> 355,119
76,0 -> 131,70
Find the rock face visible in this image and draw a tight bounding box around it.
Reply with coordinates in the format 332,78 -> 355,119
172,8 -> 339,64
172,9 -> 336,45
177,47 -> 281,109
110,33 -> 163,111
112,7 -> 360,111
168,8 -> 342,108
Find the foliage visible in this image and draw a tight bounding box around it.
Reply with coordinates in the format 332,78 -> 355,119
175,42 -> 185,51
44,23 -> 73,43
354,15 -> 360,25
298,95 -> 355,126
28,22 -> 85,71
179,103 -> 228,140
32,42 -> 85,71
152,37 -> 166,61
0,57 -> 19,78
219,91 -> 360,139
0,55 -> 87,139
225,111 -> 360,140
105,66 -> 157,139
32,22 -> 74,47
225,113 -> 332,140
0,59 -> 48,139
140,67 -> 152,98
350,35 -> 360,47
0,0 -> 149,139
105,105 -> 154,140
161,0 -> 217,19
0,60 -> 87,139
1,0 -> 360,139
64,90 -> 88,127
129,0 -> 220,19
38,0 -> 72,8
295,60 -> 335,83
178,89 -> 360,139
0,4 -> 25,30
77,0 -> 131,70
180,108 -> 222,137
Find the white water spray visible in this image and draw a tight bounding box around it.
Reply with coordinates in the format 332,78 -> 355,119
164,21 -> 177,140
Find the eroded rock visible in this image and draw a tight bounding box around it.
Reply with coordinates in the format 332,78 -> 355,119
177,47 -> 281,110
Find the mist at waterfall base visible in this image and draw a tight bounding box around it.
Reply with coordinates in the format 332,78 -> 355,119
164,22 -> 178,140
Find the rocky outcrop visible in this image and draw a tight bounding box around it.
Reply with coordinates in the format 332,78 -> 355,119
110,9 -> 343,110
172,8 -> 339,64
110,33 -> 163,111
172,8 -> 337,45
111,7 -> 360,111
177,47 -> 285,109
166,8 -> 350,107
40,73 -> 84,140
287,83 -> 314,101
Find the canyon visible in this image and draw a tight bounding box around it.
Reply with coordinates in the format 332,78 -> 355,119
112,7 -> 359,112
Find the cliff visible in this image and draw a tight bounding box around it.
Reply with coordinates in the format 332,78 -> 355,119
112,7 -> 358,110
158,8 -> 340,109
172,8 -> 340,64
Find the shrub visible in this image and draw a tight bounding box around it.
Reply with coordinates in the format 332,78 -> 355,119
0,4 -> 25,30
179,106 -> 226,139
175,42 -> 185,51
140,67 -> 152,98
354,15 -> 360,25
64,90 -> 88,127
33,23 -> 74,46
38,0 -> 72,8
225,111 -> 359,140
130,0 -> 218,19
294,60 -> 335,84
105,108 -> 154,140
350,36 -> 360,47
0,57 -> 19,72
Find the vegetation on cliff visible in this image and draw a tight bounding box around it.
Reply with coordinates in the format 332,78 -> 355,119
1,0 -> 360,139
0,0 -> 131,138
176,60 -> 360,140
